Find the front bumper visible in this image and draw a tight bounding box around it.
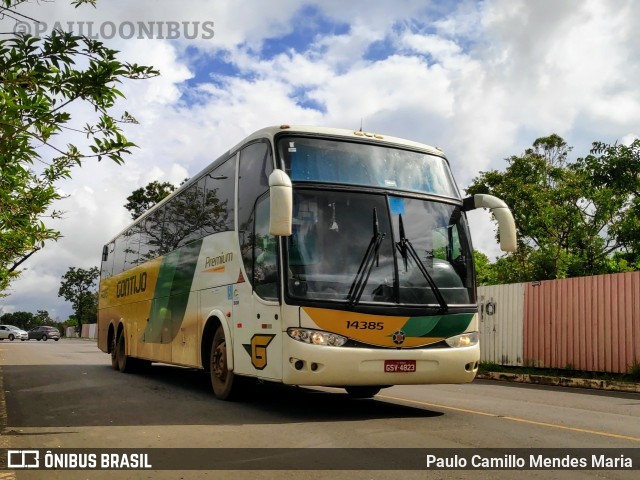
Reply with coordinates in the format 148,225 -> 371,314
281,335 -> 479,386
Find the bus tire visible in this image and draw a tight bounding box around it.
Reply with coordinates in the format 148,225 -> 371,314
210,325 -> 236,400
116,330 -> 134,373
111,333 -> 119,370
345,386 -> 382,398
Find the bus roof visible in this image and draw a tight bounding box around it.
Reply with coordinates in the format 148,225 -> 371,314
233,125 -> 445,158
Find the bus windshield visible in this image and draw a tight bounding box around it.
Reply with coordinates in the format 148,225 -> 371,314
286,190 -> 475,307
279,136 -> 459,198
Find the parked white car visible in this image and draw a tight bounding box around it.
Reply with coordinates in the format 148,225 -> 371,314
0,325 -> 28,341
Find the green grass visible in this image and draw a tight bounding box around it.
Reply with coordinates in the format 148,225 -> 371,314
478,361 -> 640,383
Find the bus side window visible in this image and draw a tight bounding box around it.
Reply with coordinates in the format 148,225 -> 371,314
144,204 -> 167,257
203,157 -> 236,235
122,228 -> 140,271
112,234 -> 128,276
240,208 -> 255,285
253,194 -> 278,300
172,181 -> 205,249
101,241 -> 115,279
238,141 -> 274,285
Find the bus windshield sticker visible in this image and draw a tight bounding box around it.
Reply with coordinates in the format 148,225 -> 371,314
389,196 -> 405,215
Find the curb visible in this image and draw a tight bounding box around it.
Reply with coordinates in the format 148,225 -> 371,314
476,371 -> 640,394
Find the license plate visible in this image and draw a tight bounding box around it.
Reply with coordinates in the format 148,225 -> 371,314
384,360 -> 416,373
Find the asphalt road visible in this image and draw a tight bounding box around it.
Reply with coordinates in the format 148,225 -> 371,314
0,339 -> 639,480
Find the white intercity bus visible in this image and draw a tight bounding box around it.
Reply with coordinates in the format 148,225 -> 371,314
98,125 -> 516,400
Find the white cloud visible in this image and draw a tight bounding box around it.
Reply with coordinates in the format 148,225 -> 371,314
402,33 -> 462,60
621,133 -> 639,145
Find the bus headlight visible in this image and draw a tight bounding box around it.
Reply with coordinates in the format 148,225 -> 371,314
288,328 -> 347,347
445,332 -> 479,348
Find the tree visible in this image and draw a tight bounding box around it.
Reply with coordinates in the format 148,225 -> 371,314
473,250 -> 498,286
34,309 -> 53,326
124,180 -> 177,220
58,266 -> 99,333
575,139 -> 640,269
467,135 -> 633,283
0,309 -> 57,329
0,310 -> 34,330
0,0 -> 158,293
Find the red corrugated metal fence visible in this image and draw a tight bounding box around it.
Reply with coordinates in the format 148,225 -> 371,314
523,272 -> 640,373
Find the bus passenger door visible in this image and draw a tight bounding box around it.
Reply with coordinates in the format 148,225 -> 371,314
233,194 -> 283,381
231,286 -> 282,380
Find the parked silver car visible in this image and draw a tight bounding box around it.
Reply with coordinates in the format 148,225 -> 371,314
0,325 -> 28,341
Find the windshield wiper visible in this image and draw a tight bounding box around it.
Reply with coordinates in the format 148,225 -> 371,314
347,208 -> 385,307
396,214 -> 448,313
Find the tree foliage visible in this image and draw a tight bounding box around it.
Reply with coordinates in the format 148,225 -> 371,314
468,135 -> 639,284
576,140 -> 640,267
0,309 -> 55,330
0,0 -> 158,293
58,266 -> 98,331
473,250 -> 498,286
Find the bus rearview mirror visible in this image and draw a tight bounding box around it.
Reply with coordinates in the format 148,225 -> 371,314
269,169 -> 293,236
462,194 -> 517,252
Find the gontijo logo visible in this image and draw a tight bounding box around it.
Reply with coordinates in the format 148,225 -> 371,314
116,272 -> 147,298
243,334 -> 275,370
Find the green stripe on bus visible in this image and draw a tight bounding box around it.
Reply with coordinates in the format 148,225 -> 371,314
143,239 -> 203,344
400,313 -> 474,338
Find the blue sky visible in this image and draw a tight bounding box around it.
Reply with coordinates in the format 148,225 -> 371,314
260,5 -> 351,58
1,0 -> 639,319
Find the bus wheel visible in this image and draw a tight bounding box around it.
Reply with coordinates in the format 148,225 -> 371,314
111,334 -> 119,370
210,325 -> 235,400
116,331 -> 134,373
345,386 -> 381,398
